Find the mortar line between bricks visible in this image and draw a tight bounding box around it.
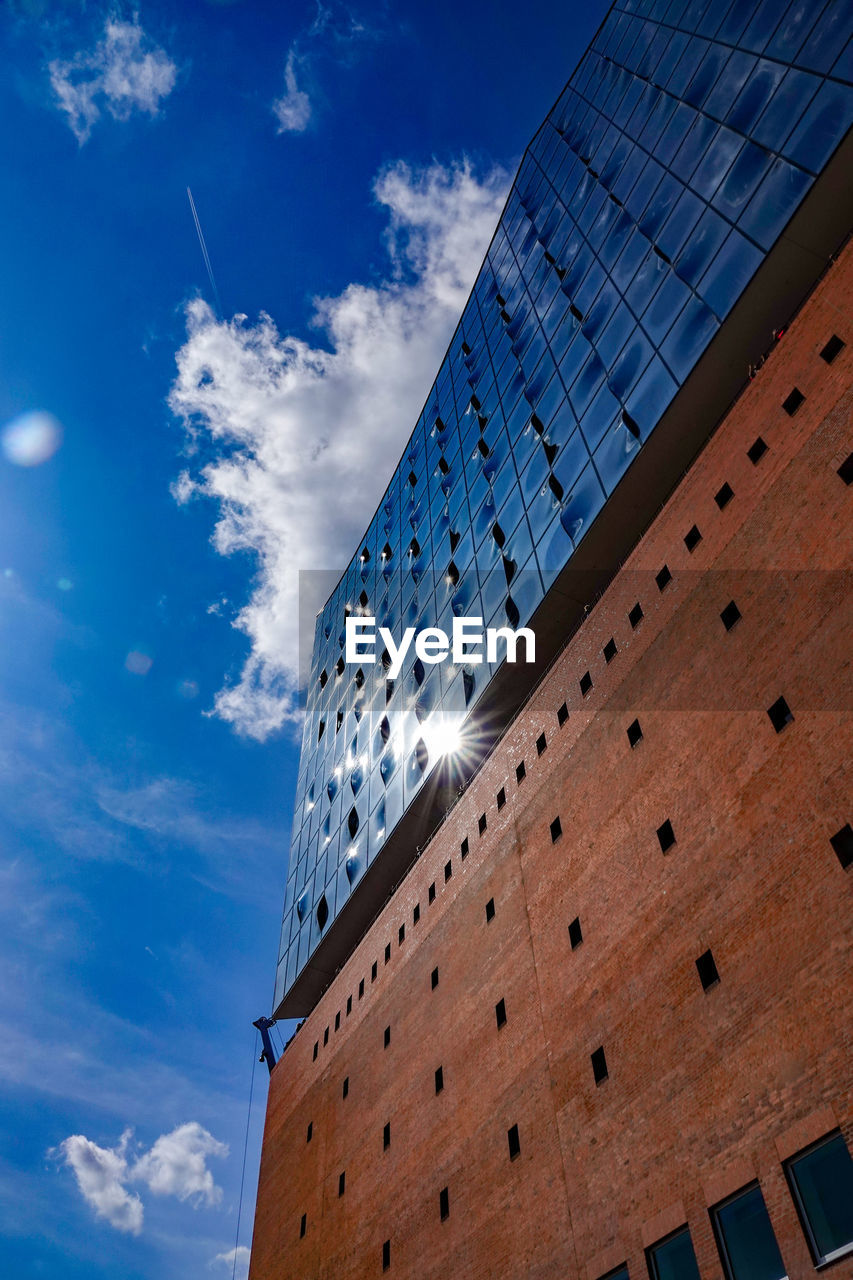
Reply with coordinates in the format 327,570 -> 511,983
512,808 -> 583,1280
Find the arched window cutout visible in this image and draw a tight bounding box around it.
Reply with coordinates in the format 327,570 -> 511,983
449,529 -> 461,552
492,522 -> 506,548
318,719 -> 325,742
447,560 -> 459,587
319,668 -> 328,688
413,658 -> 425,687
358,589 -> 369,608
360,546 -> 371,562
379,715 -> 391,744
354,668 -> 365,689
414,738 -> 429,774
382,542 -> 393,560
335,656 -> 345,676
409,537 -> 421,558
380,648 -> 392,671
316,895 -> 329,930
505,596 -> 521,627
548,474 -> 564,500
462,669 -> 475,705
543,440 -> 558,465
347,807 -> 359,839
503,555 -> 517,585
438,456 -> 450,475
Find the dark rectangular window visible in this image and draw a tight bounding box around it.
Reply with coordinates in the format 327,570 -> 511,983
536,731 -> 547,755
767,695 -> 793,733
382,1239 -> 390,1271
478,812 -> 487,835
439,1186 -> 449,1221
359,978 -> 365,999
603,637 -> 617,663
384,1025 -> 390,1048
579,671 -> 593,696
497,786 -> 506,810
342,1076 -> 349,1098
346,995 -> 352,1016
647,1226 -> 701,1280
338,1170 -> 345,1197
838,452 -> 853,485
429,882 -> 436,903
385,943 -> 391,963
398,924 -> 405,944
696,949 -> 719,991
747,436 -> 768,464
306,1121 -> 313,1143
313,1041 -> 318,1060
371,961 -> 378,982
507,1123 -> 521,1160
820,334 -> 845,363
323,1026 -> 329,1046
782,387 -> 805,416
300,1212 -> 307,1239
684,524 -> 702,552
657,819 -> 676,853
435,1065 -> 444,1094
516,759 -> 526,783
485,897 -> 495,922
712,1183 -> 786,1280
460,836 -> 469,858
569,916 -> 583,949
335,1011 -> 340,1031
655,565 -> 672,591
413,903 -> 420,924
629,601 -> 644,628
383,1121 -> 390,1150
550,816 -> 562,842
557,701 -> 569,726
591,1045 -> 608,1084
495,997 -> 507,1028
720,600 -> 741,631
444,859 -> 452,881
431,966 -> 439,990
786,1132 -> 853,1266
830,823 -> 853,870
597,1268 -> 628,1280
715,482 -> 734,509
627,717 -> 642,747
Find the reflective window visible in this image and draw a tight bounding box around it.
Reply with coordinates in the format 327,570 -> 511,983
647,1226 -> 702,1280
786,1131 -> 853,1265
712,1184 -> 786,1280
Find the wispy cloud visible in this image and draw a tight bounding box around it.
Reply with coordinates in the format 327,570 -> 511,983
55,1123 -> 228,1234
170,158 -> 510,739
271,50 -> 311,134
212,1245 -> 250,1278
49,16 -> 177,144
271,1 -> 383,135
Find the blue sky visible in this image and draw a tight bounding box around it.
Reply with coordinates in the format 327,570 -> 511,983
0,2 -> 607,1275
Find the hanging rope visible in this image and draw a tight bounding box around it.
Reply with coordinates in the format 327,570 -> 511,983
232,1029 -> 258,1280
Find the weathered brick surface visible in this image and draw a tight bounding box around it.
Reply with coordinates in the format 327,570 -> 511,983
250,247 -> 853,1280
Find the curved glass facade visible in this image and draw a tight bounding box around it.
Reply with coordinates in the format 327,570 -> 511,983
275,0 -> 853,1013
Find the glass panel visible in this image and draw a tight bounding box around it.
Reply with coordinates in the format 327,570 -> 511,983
648,1228 -> 702,1280
789,1133 -> 853,1262
714,1185 -> 786,1280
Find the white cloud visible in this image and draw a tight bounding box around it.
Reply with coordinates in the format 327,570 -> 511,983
55,1122 -> 228,1233
56,1130 -> 143,1234
133,1122 -> 228,1206
169,158 -> 510,739
271,50 -> 311,134
49,17 -> 177,144
212,1246 -> 250,1278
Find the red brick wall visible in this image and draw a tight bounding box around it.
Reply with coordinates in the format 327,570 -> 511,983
249,244 -> 853,1280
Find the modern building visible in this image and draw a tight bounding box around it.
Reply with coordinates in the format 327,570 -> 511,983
251,0 -> 853,1276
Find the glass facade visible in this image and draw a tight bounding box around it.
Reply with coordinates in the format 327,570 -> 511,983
786,1131 -> 853,1265
275,0 -> 853,1012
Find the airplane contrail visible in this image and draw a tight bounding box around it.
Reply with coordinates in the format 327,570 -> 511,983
187,186 -> 223,317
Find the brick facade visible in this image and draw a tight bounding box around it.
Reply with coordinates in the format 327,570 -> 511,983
249,243 -> 853,1280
